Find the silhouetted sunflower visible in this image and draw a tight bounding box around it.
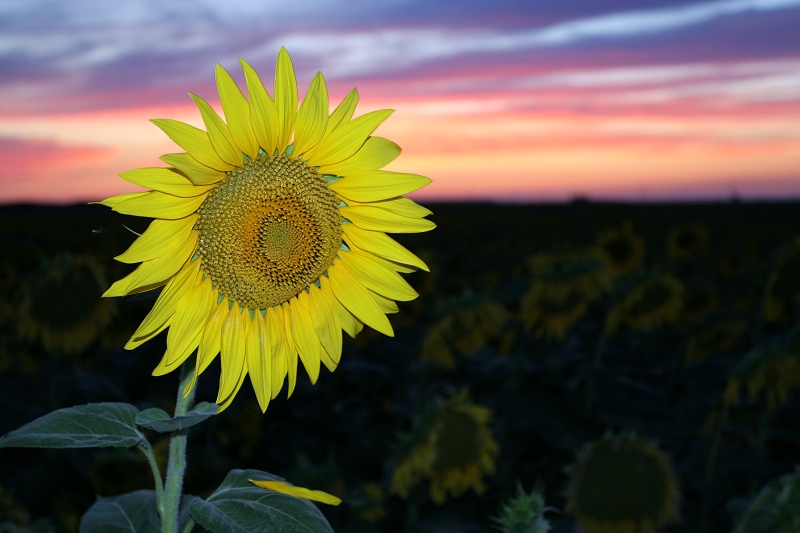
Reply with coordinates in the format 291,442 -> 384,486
18,254 -> 116,354
596,222 -> 645,278
724,338 -> 800,410
520,284 -> 591,341
525,246 -> 614,300
685,317 -> 748,364
421,296 -> 511,368
98,49 -> 433,411
606,273 -> 684,334
390,390 -> 499,504
565,432 -> 681,533
667,223 -> 708,261
762,239 -> 800,324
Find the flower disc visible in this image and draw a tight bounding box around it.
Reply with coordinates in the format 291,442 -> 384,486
195,154 -> 341,310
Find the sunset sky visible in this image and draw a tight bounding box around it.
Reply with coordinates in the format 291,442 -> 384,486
1,0 -> 799,204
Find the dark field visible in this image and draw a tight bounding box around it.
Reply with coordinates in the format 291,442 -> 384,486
1,201 -> 799,532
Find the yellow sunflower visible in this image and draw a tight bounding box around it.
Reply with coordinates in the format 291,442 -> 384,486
684,317 -> 748,364
724,340 -> 800,410
565,433 -> 681,533
18,254 -> 116,355
99,49 -> 433,411
390,390 -> 499,504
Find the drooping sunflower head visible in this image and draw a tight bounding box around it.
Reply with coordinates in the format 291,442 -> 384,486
685,316 -> 748,364
525,245 -> 614,301
18,254 -> 116,355
520,283 -> 592,341
605,273 -> 684,334
99,49 -> 434,411
420,295 -> 512,368
724,336 -> 800,409
565,432 -> 681,533
390,390 -> 499,505
762,239 -> 800,324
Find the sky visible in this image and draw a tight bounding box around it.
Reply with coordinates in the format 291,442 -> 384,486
0,0 -> 799,204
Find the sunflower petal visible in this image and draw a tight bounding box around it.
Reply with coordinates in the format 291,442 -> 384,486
308,283 -> 342,371
328,261 -> 393,337
330,170 -> 431,203
245,310 -> 271,412
105,232 -> 196,297
294,72 -> 329,156
290,292 -> 321,384
325,88 -> 358,136
184,292 -> 225,397
342,224 -> 429,271
240,58 -> 280,156
217,306 -> 247,406
342,205 -> 435,234
306,109 -> 393,168
338,250 -> 418,301
151,119 -> 234,171
160,153 -> 225,186
266,306 -> 288,400
216,63 -> 259,159
274,48 -> 298,153
350,197 -> 433,218
190,93 -> 242,167
112,191 -> 206,220
218,361 -> 248,412
250,480 -> 342,506
126,262 -> 200,348
320,274 -> 363,338
317,136 -> 400,176
94,192 -> 148,209
281,302 -> 298,398
153,279 -> 213,375
114,215 -> 197,264
120,168 -> 214,198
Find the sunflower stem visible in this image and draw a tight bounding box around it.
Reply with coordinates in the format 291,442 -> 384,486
161,365 -> 197,533
139,440 -> 164,511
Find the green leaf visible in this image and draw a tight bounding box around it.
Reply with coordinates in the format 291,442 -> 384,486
190,469 -> 334,533
0,403 -> 145,449
135,402 -> 219,433
80,490 -> 201,533
79,490 -> 160,533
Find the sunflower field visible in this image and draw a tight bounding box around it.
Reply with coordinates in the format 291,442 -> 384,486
1,200 -> 799,532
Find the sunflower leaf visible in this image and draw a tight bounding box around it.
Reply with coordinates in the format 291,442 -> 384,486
189,469 -> 334,533
135,402 -> 219,433
0,403 -> 145,449
79,490 -> 198,533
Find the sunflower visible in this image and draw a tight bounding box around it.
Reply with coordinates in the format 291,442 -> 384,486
684,317 -> 748,364
667,223 -> 708,262
606,273 -> 683,334
596,222 -> 645,278
524,246 -> 614,301
99,49 -> 433,411
565,433 -> 681,533
762,239 -> 800,324
420,296 -> 512,368
18,254 -> 116,355
723,339 -> 800,410
390,390 -> 499,504
520,283 -> 591,341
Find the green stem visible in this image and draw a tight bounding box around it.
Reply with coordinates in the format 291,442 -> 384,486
139,440 -> 164,509
161,366 -> 197,533
181,518 -> 197,533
